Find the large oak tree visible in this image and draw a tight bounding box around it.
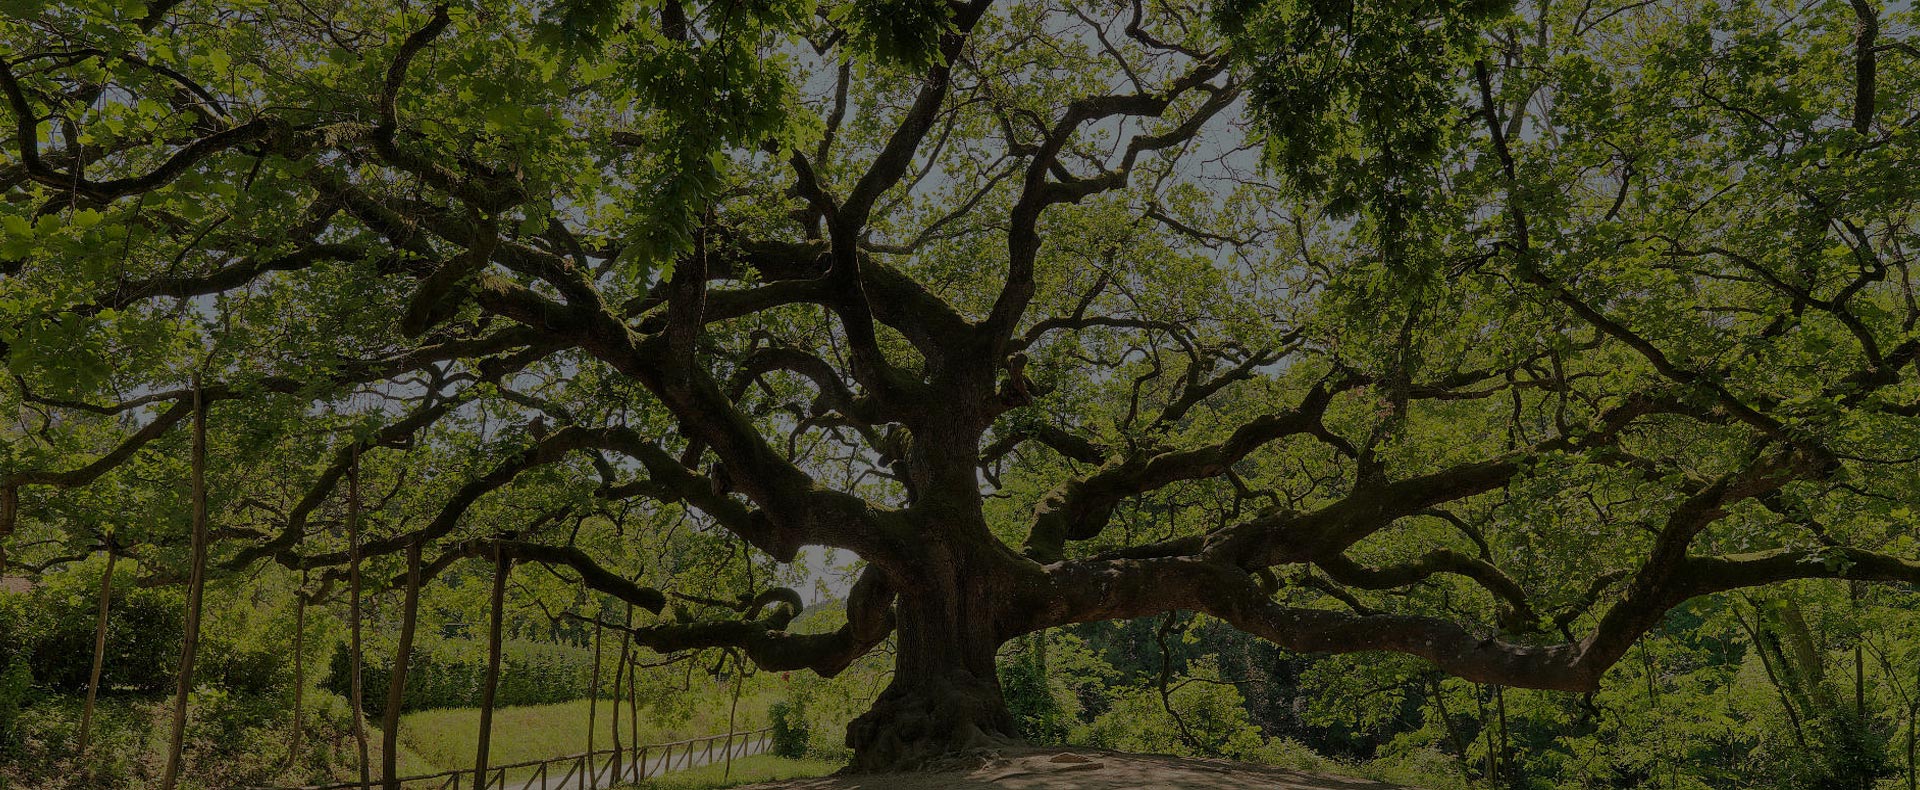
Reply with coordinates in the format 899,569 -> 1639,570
4,0 -> 1920,771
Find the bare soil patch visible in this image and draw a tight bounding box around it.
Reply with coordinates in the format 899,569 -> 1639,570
730,748 -> 1411,790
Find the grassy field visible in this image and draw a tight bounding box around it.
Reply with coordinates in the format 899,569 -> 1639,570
620,754 -> 838,789
396,688 -> 783,780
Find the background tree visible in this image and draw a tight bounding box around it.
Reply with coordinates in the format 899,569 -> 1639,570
2,0 -> 1919,774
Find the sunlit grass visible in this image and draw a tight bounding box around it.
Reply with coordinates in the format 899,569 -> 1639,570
396,688 -> 778,781
619,754 -> 838,789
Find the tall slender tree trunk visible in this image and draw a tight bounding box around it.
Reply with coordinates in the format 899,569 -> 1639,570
474,546 -> 509,790
381,540 -> 423,790
0,485 -> 15,579
612,606 -> 630,780
724,657 -> 742,779
290,570 -> 307,771
77,545 -> 115,761
1495,685 -> 1512,787
160,377 -> 210,790
347,450 -> 371,789
588,617 -> 601,769
1853,582 -> 1866,720
1426,675 -> 1475,775
629,641 -> 637,784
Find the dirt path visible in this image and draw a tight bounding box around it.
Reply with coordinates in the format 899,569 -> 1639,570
732,748 -> 1410,790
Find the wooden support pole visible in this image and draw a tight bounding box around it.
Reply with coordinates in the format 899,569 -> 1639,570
382,539 -> 424,790
626,622 -> 637,781
160,377 -> 210,790
0,485 -> 15,579
611,611 -> 629,782
290,569 -> 307,770
724,655 -> 742,779
348,448 -> 371,790
587,615 -> 601,769
77,542 -> 116,761
474,545 -> 510,790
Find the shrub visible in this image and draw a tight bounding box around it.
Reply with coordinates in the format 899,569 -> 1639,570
4,564 -> 184,693
0,656 -> 31,761
1000,637 -> 1074,744
322,638 -> 599,715
769,700 -> 810,758
1075,657 -> 1265,760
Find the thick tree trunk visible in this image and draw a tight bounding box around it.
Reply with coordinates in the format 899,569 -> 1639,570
844,558 -> 1016,772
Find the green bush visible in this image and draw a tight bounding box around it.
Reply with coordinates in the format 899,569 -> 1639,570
769,700 -> 810,758
0,595 -> 31,760
1000,638 -> 1073,744
200,609 -> 296,697
3,565 -> 184,693
0,656 -> 31,761
1075,657 -> 1265,760
322,638 -> 599,716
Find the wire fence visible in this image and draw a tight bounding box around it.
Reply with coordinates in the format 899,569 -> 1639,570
251,727 -> 774,790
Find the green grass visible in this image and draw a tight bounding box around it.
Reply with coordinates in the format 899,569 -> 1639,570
396,689 -> 777,781
620,754 -> 838,789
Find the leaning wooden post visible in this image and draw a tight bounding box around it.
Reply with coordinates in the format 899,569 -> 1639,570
382,539 -> 424,790
0,485 -> 15,579
77,538 -> 116,761
625,627 -> 637,780
723,653 -> 742,779
290,568 -> 308,770
587,615 -> 601,771
611,612 -> 629,782
348,447 -> 372,789
160,376 -> 211,790
474,544 -> 511,790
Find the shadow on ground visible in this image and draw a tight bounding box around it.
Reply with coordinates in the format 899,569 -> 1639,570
736,748 -> 1407,790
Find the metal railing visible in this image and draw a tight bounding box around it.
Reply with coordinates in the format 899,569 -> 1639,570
255,727 -> 773,790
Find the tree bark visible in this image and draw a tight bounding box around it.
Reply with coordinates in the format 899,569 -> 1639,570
159,378 -> 210,790
77,545 -> 115,762
381,540 -> 422,790
844,563 -> 1015,771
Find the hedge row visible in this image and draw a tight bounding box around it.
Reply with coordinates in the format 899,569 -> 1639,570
321,638 -> 601,716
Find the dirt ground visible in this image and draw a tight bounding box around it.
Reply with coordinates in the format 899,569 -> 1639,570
734,748 -> 1409,790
